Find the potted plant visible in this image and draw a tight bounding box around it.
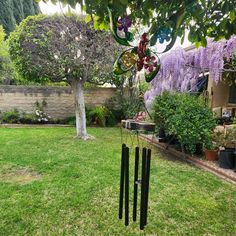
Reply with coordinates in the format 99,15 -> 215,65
218,127 -> 236,169
204,140 -> 218,161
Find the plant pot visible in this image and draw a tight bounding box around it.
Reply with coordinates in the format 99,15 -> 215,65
195,143 -> 203,155
158,127 -> 166,139
157,127 -> 167,143
129,121 -> 137,130
219,148 -> 235,169
167,135 -> 178,145
204,149 -> 218,161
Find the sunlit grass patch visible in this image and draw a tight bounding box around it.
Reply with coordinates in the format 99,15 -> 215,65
0,165 -> 42,185
0,127 -> 235,235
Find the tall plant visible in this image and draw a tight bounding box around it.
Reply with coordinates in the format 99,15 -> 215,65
0,25 -> 15,84
0,0 -> 40,35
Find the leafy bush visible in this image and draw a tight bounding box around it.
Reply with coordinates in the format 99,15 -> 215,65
19,112 -> 37,124
153,92 -> 178,130
1,109 -> 20,123
105,91 -> 144,122
34,100 -> 51,123
0,105 -> 116,127
86,106 -> 108,127
152,92 -> 217,154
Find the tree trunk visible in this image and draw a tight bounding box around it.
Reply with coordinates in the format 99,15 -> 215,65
71,79 -> 94,140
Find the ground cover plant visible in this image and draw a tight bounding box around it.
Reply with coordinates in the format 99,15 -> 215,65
0,127 -> 235,235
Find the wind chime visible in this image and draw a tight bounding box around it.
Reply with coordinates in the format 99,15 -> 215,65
119,142 -> 152,230
107,3 -> 189,230
118,119 -> 156,230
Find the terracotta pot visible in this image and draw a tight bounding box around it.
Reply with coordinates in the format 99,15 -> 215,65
204,149 -> 218,161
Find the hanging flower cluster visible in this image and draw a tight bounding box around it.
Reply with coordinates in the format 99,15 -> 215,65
144,36 -> 236,108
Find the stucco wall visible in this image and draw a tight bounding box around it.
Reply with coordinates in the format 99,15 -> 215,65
207,76 -> 229,108
0,86 -> 116,119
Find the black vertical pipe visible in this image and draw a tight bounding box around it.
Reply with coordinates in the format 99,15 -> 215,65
133,146 -> 139,221
119,144 -> 126,219
144,148 -> 151,226
125,147 -> 129,226
140,147 -> 147,230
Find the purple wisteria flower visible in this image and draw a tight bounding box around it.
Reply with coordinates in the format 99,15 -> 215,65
144,36 -> 236,109
118,16 -> 132,33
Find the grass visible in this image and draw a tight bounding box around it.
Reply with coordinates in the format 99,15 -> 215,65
0,127 -> 235,235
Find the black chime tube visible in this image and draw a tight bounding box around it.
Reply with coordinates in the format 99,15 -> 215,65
133,146 -> 139,222
144,148 -> 151,226
125,146 -> 129,226
140,147 -> 147,230
119,144 -> 126,219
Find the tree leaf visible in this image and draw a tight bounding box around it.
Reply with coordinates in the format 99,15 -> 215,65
229,11 -> 235,22
85,14 -> 91,23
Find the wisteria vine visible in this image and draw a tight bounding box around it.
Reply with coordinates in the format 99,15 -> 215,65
144,36 -> 236,108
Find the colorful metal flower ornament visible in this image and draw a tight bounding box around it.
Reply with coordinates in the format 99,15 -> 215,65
108,2 -> 189,82
155,28 -> 171,44
108,8 -> 160,83
118,16 -> 132,33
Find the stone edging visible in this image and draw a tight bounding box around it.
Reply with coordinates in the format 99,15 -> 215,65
140,134 -> 236,186
0,124 -> 73,128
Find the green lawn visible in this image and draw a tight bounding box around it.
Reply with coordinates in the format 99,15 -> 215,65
0,127 -> 235,235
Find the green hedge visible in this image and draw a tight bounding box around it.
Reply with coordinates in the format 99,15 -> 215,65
152,92 -> 217,154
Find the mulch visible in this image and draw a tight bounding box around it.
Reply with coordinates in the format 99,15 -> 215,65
141,134 -> 236,186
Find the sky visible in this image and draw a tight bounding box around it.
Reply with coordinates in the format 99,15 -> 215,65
39,1 -> 81,15
39,1 -> 191,51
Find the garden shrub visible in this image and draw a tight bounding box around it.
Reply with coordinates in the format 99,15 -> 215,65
19,112 -> 37,124
1,109 -> 20,123
86,106 -> 108,127
105,91 -> 144,122
0,105 -> 116,127
152,92 -> 217,154
152,92 -> 179,130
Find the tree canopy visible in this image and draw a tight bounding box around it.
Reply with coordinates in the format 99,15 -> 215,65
8,14 -> 121,139
39,0 -> 236,48
0,0 -> 40,35
8,14 -> 121,85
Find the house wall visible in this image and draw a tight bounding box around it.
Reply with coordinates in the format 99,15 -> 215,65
207,75 -> 229,108
0,86 -> 116,119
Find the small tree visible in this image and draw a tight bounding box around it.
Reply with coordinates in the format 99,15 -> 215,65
0,25 -> 15,84
8,14 -> 121,139
0,0 -> 40,35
